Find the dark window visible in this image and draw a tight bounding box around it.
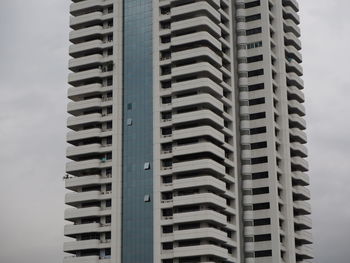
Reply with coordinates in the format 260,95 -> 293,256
251,156 -> 268,164
252,187 -> 270,195
162,242 -> 173,250
250,126 -> 267,135
247,55 -> 263,63
255,250 -> 272,257
254,218 -> 271,226
249,97 -> 265,105
248,69 -> 264,77
253,202 -> 270,210
249,112 -> 266,120
248,83 -> 264,91
250,141 -> 267,149
252,171 -> 269,179
255,234 -> 271,242
245,14 -> 262,22
246,27 -> 262,36
245,0 -> 260,8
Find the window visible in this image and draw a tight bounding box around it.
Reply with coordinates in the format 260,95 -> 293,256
252,171 -> 269,179
246,27 -> 262,36
251,156 -> 268,164
254,218 -> 271,226
245,13 -> 261,22
144,194 -> 151,202
249,97 -> 265,105
245,0 -> 260,8
127,118 -> 133,126
144,162 -> 151,170
255,250 -> 272,257
247,41 -> 262,49
249,112 -> 266,120
247,55 -> 263,63
253,202 -> 270,210
248,69 -> 264,77
250,126 -> 267,135
252,186 -> 269,195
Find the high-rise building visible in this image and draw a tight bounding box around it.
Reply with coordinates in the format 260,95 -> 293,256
64,0 -> 312,262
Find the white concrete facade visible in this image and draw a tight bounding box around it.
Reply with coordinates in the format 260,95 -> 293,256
64,0 -> 312,262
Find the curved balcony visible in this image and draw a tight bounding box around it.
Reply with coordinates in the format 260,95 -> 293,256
67,144 -> 112,159
287,72 -> 304,90
284,19 -> 301,37
69,54 -> 113,72
63,255 -> 100,263
173,192 -> 227,209
287,85 -> 305,103
290,128 -> 307,144
65,206 -> 111,221
173,93 -> 223,113
290,142 -> 308,157
292,171 -> 310,186
67,128 -> 112,143
172,78 -> 223,97
285,32 -> 301,50
67,98 -> 112,115
291,156 -> 309,172
65,190 -> 112,206
172,46 -> 222,67
285,45 -> 302,63
173,158 -> 226,177
283,5 -> 300,25
68,68 -> 112,86
173,125 -> 224,143
283,0 -> 299,12
171,1 -> 220,23
65,174 -> 112,190
289,114 -> 306,130
64,222 -> 111,236
172,62 -> 222,83
173,142 -> 225,159
66,159 -> 111,175
286,59 -> 303,76
70,0 -> 113,15
173,244 -> 228,260
295,230 -> 313,245
173,109 -> 224,129
294,215 -> 312,230
173,175 -> 226,193
174,227 -> 227,243
69,40 -> 113,58
295,245 -> 313,259
70,12 -> 113,30
293,185 -> 311,201
64,239 -> 110,252
171,16 -> 221,38
172,31 -> 222,52
173,210 -> 227,226
294,201 -> 311,215
68,84 -> 112,100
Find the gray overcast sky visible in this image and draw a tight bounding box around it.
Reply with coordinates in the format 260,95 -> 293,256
0,0 -> 349,262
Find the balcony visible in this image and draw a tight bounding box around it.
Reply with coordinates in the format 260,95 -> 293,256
69,40 -> 112,58
290,142 -> 308,158
283,5 -> 300,25
64,222 -> 111,236
172,93 -> 223,113
68,68 -> 112,86
173,244 -> 228,260
285,45 -> 302,63
295,245 -> 313,259
173,125 -> 224,143
173,193 -> 227,209
174,227 -> 227,243
64,239 -> 110,252
284,19 -> 301,37
173,142 -> 225,160
283,0 -> 299,12
70,0 -> 114,15
287,85 -> 305,103
285,32 -> 301,50
171,16 -> 221,38
172,78 -> 223,97
286,59 -> 303,76
173,158 -> 226,177
68,83 -> 112,100
291,156 -> 309,172
65,174 -> 112,190
173,109 -> 224,129
294,215 -> 312,230
290,128 -> 307,144
64,206 -> 111,221
66,144 -> 112,159
173,210 -> 227,226
67,128 -> 112,143
295,230 -> 313,245
66,158 -> 111,174
173,175 -> 226,193
294,201 -> 312,215
70,12 -> 113,30
172,31 -> 222,52
292,171 -> 310,186
68,98 -> 112,115
172,62 -> 222,83
65,190 -> 112,206
287,72 -> 304,90
293,185 -> 311,201
69,54 -> 113,72
289,114 -> 306,130
63,255 -> 100,263
171,1 -> 220,23
172,46 -> 222,67
67,113 -> 112,130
